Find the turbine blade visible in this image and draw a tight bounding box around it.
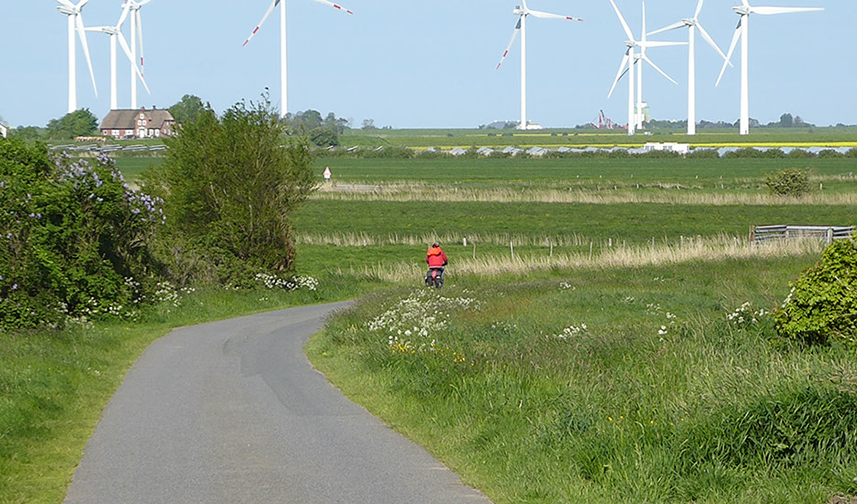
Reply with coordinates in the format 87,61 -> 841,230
696,22 -> 729,63
717,21 -> 742,87
56,0 -> 75,9
694,0 -> 705,20
118,32 -> 151,95
136,10 -> 145,73
751,6 -> 823,15
642,54 -> 677,85
75,13 -> 99,97
641,1 -> 646,42
243,0 -> 280,47
608,0 -> 635,41
496,18 -> 521,70
117,4 -> 130,27
648,21 -> 685,37
310,0 -> 354,15
608,51 -> 630,98
639,41 -> 686,48
527,9 -> 582,21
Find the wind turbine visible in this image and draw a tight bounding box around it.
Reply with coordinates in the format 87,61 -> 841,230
496,0 -> 582,130
56,0 -> 98,114
243,0 -> 354,119
607,0 -> 685,136
716,0 -> 823,135
124,0 -> 152,110
649,0 -> 729,135
86,4 -> 151,110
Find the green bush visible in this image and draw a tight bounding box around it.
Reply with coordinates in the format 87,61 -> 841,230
765,167 -> 812,197
775,239 -> 857,347
0,138 -> 162,329
144,96 -> 317,286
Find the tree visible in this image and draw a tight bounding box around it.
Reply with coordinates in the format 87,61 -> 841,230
145,95 -> 317,283
169,94 -> 207,126
362,118 -> 376,130
293,109 -> 323,131
46,109 -> 99,139
779,113 -> 794,128
309,127 -> 339,147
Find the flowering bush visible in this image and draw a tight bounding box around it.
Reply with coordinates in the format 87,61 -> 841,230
255,273 -> 319,292
1,138 -> 163,329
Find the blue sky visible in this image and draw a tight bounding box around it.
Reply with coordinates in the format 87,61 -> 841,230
0,0 -> 848,129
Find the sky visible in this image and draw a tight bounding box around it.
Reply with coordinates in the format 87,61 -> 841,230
0,0 -> 850,130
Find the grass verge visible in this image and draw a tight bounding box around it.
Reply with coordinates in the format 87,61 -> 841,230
307,253 -> 857,503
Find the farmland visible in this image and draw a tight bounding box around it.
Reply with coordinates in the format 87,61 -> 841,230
298,151 -> 857,503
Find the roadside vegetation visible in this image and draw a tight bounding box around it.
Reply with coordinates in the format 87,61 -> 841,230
2,122 -> 857,503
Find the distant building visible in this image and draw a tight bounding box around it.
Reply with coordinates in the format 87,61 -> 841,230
100,107 -> 175,139
0,123 -> 7,139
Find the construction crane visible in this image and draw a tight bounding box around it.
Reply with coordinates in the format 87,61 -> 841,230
589,110 -> 618,130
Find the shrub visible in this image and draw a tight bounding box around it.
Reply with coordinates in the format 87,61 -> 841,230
774,238 -> 857,347
0,138 -> 162,329
765,168 -> 812,197
144,95 -> 317,285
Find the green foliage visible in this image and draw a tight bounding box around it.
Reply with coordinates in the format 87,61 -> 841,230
145,96 -> 317,285
168,94 -> 207,125
0,138 -> 162,329
46,109 -> 99,140
309,126 -> 339,147
775,239 -> 857,347
765,167 -> 812,197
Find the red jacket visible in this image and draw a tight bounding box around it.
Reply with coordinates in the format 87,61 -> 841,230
426,247 -> 448,268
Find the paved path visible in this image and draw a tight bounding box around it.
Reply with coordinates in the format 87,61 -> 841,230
64,302 -> 491,504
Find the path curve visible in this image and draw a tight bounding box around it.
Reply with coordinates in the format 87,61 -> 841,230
64,302 -> 491,504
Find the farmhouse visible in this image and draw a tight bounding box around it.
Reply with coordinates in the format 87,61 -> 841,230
100,107 -> 175,140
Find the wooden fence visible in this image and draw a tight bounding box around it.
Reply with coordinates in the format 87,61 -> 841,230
752,225 -> 854,244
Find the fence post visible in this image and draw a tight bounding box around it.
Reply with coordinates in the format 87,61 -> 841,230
827,228 -> 834,245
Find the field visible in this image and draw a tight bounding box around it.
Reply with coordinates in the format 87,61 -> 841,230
340,127 -> 857,148
292,155 -> 857,279
299,152 -> 857,503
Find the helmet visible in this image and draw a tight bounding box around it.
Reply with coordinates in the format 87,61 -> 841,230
432,242 -> 440,248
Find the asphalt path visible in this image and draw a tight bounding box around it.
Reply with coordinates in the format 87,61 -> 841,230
64,302 -> 492,504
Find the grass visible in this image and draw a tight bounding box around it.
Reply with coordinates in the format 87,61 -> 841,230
307,253 -> 857,503
0,280 -> 372,504
341,126 -> 857,148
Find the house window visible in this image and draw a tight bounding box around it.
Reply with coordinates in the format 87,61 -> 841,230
112,130 -> 119,137
155,130 -> 160,137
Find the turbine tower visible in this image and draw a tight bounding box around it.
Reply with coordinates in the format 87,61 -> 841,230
86,4 -> 150,110
649,0 -> 729,135
56,0 -> 98,114
717,0 -> 823,135
244,0 -> 354,119
607,0 -> 684,136
496,0 -> 582,130
124,0 -> 152,110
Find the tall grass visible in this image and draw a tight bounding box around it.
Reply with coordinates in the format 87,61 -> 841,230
331,236 -> 823,282
314,183 -> 857,206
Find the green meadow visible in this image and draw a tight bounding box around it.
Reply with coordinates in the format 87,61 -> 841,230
301,153 -> 857,503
